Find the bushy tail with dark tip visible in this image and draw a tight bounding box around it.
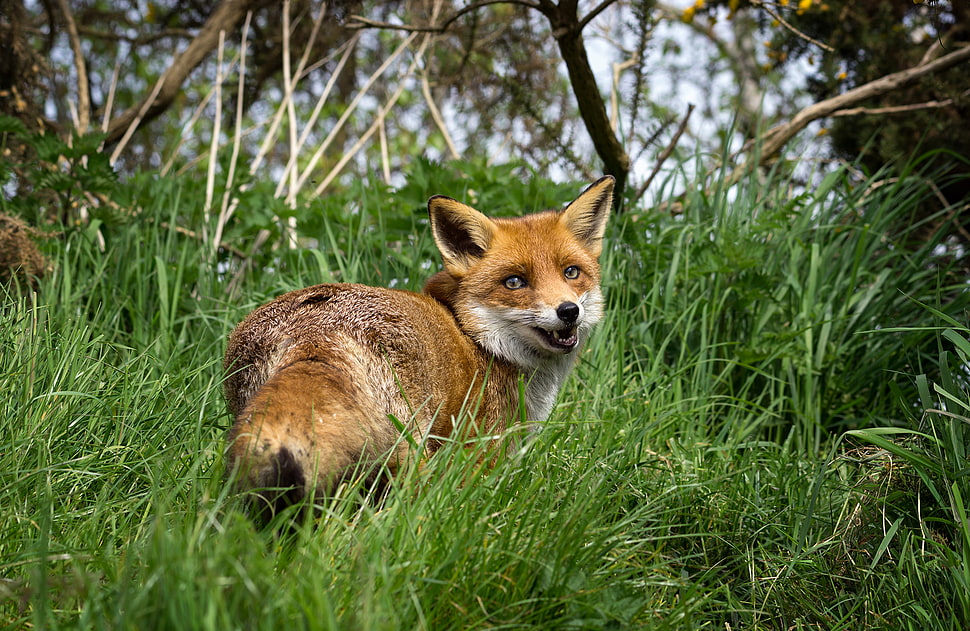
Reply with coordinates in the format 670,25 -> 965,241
228,444 -> 309,524
263,446 -> 307,516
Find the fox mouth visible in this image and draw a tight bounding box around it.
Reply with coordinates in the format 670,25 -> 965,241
533,326 -> 579,352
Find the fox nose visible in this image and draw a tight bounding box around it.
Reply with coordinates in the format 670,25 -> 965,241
556,302 -> 580,325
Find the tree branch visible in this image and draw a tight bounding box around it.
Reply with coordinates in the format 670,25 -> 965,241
748,0 -> 834,53
830,91 -> 969,117
348,0 -> 541,33
632,103 -> 694,207
578,0 -> 619,32
421,72 -> 460,160
103,0 -> 263,147
55,0 -> 90,133
549,3 -> 630,205
347,14 -> 440,32
751,44 -> 970,163
76,26 -> 194,45
351,0 -> 630,205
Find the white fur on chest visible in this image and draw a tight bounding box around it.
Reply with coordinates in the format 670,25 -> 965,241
524,354 -> 578,423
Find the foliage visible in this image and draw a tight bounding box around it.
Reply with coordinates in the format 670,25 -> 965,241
792,1 -> 969,229
12,0 -> 578,181
729,0 -> 970,239
615,154 -> 970,453
0,115 -> 118,224
765,0 -> 969,161
1,158 -> 968,628
0,0 -> 46,131
10,0 -> 969,232
843,323 -> 970,622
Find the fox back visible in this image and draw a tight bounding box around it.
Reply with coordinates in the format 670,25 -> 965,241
225,176 -> 614,517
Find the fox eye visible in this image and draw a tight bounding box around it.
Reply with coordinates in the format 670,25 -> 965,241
563,265 -> 580,279
504,275 -> 527,289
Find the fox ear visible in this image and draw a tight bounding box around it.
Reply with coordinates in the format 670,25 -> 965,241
559,176 -> 614,258
428,195 -> 498,272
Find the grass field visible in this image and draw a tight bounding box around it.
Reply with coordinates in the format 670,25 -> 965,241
1,158 -> 969,629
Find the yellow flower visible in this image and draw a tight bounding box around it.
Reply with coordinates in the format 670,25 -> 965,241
683,1 -> 705,22
797,0 -> 812,14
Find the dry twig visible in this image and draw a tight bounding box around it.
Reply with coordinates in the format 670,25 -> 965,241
632,103 -> 695,207
55,0 -> 91,133
748,0 -> 834,53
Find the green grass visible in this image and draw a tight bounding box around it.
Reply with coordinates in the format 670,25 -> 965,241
1,158 -> 968,629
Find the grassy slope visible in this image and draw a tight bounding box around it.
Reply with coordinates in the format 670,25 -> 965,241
1,161 -> 968,629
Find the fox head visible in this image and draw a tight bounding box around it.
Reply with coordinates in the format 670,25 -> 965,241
424,176 -> 614,370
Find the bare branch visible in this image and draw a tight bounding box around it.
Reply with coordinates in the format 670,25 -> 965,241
213,11 -> 252,257
348,0 -> 541,33
100,55 -> 122,133
578,0 -> 620,32
202,28 -> 226,245
421,73 -> 461,160
831,91 -> 969,117
610,54 -> 638,132
632,103 -> 695,207
752,44 -> 970,163
435,0 -> 541,31
346,15 -> 439,32
76,26 -> 194,45
312,34 -> 434,197
293,32 -> 419,196
749,0 -> 834,53
918,24 -> 964,65
281,0 -> 299,210
55,0 -> 90,133
104,0 -> 263,147
351,0 -> 631,203
108,73 -> 167,164
161,82 -> 221,176
259,7 -> 347,180
552,6 -> 630,202
378,118 -> 392,184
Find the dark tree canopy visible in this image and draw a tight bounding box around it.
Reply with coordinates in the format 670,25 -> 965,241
2,0 -> 968,226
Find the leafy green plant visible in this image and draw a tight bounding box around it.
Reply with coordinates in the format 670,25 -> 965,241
0,116 -> 118,225
2,157 -> 969,629
842,322 -> 970,624
609,155 -> 969,454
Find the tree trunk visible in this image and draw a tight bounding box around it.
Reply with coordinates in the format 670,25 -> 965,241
540,0 -> 630,207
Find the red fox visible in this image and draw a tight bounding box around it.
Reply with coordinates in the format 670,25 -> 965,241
224,176 -> 614,515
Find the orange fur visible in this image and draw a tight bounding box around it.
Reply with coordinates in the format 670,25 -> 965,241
224,176 -> 614,517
